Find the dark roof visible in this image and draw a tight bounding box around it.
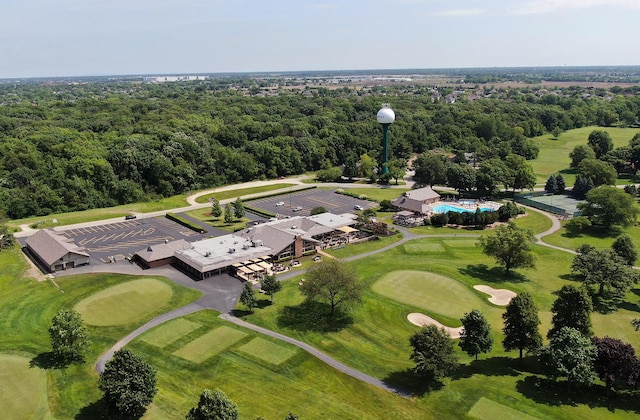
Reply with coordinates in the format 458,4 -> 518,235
26,229 -> 89,265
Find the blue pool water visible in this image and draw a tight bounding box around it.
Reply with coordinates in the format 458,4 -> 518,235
432,204 -> 493,214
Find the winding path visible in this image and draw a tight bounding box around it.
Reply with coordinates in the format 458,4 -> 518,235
85,179 -> 570,394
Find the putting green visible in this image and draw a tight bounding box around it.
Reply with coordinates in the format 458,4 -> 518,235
237,337 -> 297,365
404,243 -> 445,254
468,397 -> 539,419
0,355 -> 53,419
372,270 -> 486,320
442,239 -> 477,248
141,318 -> 203,348
173,326 -> 247,363
74,278 -> 173,326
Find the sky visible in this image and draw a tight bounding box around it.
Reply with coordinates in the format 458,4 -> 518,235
0,0 -> 638,78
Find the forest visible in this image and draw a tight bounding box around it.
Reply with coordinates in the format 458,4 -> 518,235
0,78 -> 639,219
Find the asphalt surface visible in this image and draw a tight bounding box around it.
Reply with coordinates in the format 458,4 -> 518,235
248,188 -> 377,217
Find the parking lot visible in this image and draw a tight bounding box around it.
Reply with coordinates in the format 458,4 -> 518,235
60,217 -> 205,263
248,188 -> 378,217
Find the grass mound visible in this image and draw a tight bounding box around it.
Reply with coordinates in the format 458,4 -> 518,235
0,355 -> 52,419
237,337 -> 297,365
173,326 -> 247,363
141,318 -> 203,348
74,278 -> 173,326
372,270 -> 486,321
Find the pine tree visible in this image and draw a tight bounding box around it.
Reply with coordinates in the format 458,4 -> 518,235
545,174 -> 558,194
224,203 -> 234,223
556,174 -> 566,193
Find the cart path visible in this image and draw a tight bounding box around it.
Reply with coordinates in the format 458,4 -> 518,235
219,313 -> 410,396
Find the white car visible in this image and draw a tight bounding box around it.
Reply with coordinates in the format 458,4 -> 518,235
354,205 -> 363,211
292,206 -> 303,212
275,201 -> 285,206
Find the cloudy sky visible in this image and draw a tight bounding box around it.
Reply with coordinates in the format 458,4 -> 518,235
1,0 -> 638,78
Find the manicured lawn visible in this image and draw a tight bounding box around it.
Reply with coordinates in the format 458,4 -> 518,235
323,232 -> 404,259
131,310 -> 427,419
530,126 -> 640,185
0,355 -> 53,419
512,207 -> 554,234
541,224 -> 640,259
195,183 -> 296,204
241,236 -> 640,418
7,194 -> 189,231
0,247 -> 202,419
468,397 -> 539,420
172,325 -> 248,363
237,337 -> 297,365
141,318 -> 203,348
327,187 -> 409,203
74,278 -> 174,326
184,208 -> 251,232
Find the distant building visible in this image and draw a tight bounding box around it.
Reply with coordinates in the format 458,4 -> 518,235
25,229 -> 90,272
135,239 -> 192,269
391,186 -> 441,215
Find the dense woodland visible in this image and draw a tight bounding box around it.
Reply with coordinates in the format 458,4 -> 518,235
1,78 -> 639,219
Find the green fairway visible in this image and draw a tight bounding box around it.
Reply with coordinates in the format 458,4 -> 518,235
372,270 -> 486,322
141,318 -> 203,348
173,325 -> 247,363
0,355 -> 53,419
74,278 -> 173,326
468,397 -> 539,420
404,242 -> 445,253
441,239 -> 477,248
195,183 -> 296,203
530,126 -> 640,185
237,337 -> 297,365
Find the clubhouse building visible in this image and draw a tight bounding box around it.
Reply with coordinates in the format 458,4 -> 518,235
135,213 -> 358,280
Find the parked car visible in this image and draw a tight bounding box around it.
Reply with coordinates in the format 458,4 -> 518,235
354,205 -> 363,211
312,255 -> 322,262
292,206 -> 303,212
125,215 -> 137,220
275,201 -> 285,206
289,260 -> 301,267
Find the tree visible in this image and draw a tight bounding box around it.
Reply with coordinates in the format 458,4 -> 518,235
224,203 -> 234,223
504,154 -> 536,193
260,274 -> 282,303
578,186 -> 640,229
239,282 -> 257,312
547,285 -> 592,339
379,199 -> 392,211
569,144 -> 596,169
233,197 -> 245,219
502,292 -> 542,360
0,222 -> 15,251
342,154 -> 358,180
310,206 -> 327,215
538,327 -> 597,392
459,309 -> 493,360
611,233 -> 637,266
413,152 -> 449,187
477,222 -> 536,274
446,164 -> 476,193
49,309 -> 91,363
571,174 -> 595,200
592,336 -> 640,396
211,199 -> 222,218
284,413 -> 300,420
587,129 -> 613,159
577,158 -> 617,187
565,216 -> 591,235
186,389 -> 238,420
555,174 -> 566,193
358,153 -> 376,178
544,174 -> 558,194
315,166 -> 342,182
571,246 -> 637,302
386,158 -> 406,185
476,158 -> 507,197
409,325 -> 458,381
300,259 -> 363,317
551,126 -> 562,139
99,349 -> 157,418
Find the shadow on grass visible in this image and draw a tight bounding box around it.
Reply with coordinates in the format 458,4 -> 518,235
459,264 -> 529,283
383,368 -> 444,396
451,357 -> 522,380
30,351 -> 84,369
75,398 -> 110,419
231,299 -> 273,317
516,375 -> 640,413
276,300 -> 353,333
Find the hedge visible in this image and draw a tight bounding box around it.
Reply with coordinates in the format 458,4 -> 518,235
165,212 -> 206,233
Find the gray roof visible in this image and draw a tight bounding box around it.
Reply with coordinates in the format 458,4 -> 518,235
135,239 -> 192,263
403,186 -> 440,201
26,229 -> 89,265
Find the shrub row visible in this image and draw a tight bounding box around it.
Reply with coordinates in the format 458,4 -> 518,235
334,189 -> 379,203
244,206 -> 276,218
244,185 -> 317,202
165,213 -> 206,233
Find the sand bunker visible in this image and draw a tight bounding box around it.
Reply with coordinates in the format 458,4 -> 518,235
473,285 -> 516,306
407,313 -> 463,339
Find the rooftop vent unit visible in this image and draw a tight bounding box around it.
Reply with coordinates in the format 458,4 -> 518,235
228,248 -> 236,253
242,244 -> 250,250
291,226 -> 297,229
147,246 -> 152,252
252,240 -> 263,247
205,251 -> 211,257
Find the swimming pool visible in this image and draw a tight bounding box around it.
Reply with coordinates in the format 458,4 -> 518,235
432,204 -> 493,214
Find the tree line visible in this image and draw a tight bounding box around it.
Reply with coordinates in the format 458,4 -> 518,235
1,79 -> 639,218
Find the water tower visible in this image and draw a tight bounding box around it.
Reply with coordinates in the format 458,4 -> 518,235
377,104 -> 395,174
